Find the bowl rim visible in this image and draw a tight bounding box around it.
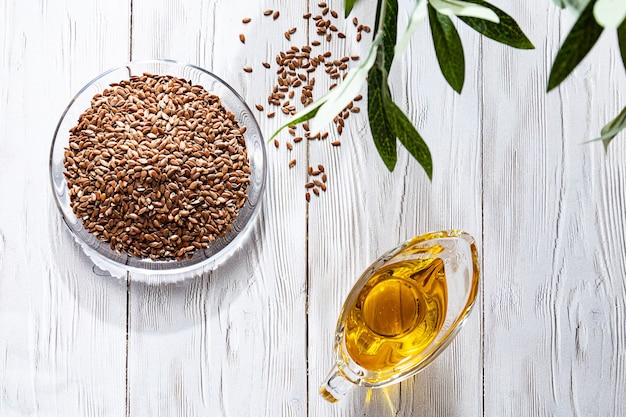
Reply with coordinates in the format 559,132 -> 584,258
49,58 -> 267,278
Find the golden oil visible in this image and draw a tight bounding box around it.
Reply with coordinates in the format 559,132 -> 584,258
341,257 -> 447,375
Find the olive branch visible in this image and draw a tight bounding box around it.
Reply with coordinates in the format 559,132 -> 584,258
272,0 -> 626,177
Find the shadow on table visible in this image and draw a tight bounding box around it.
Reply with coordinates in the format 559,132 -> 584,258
54,201 -> 267,334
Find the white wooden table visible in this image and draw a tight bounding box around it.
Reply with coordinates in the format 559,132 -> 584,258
1,1 -> 625,416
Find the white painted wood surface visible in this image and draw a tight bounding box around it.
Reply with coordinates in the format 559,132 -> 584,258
1,1 -> 624,416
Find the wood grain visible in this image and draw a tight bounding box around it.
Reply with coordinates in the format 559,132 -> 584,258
127,1 -> 309,415
1,0 -> 625,416
0,0 -> 130,416
482,3 -> 626,417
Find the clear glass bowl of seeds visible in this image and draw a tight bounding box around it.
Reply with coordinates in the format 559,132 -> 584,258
50,60 -> 266,283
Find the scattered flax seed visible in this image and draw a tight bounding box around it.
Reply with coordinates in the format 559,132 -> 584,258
354,94 -> 363,101
312,40 -> 321,46
322,173 -> 327,182
331,9 -> 338,18
331,141 -> 341,146
286,142 -> 293,150
313,188 -> 320,196
255,104 -> 264,111
243,66 -> 253,73
305,182 -> 315,188
273,10 -> 280,20
267,112 -> 276,118
242,17 -> 251,23
289,158 -> 297,168
239,34 -> 246,43
284,31 -> 291,41
303,12 -> 312,19
293,136 -> 303,143
318,164 -> 325,172
306,192 -> 311,202
318,1 -> 327,7
353,17 -> 358,26
274,139 -> 280,148
263,9 -> 273,16
262,62 -> 271,69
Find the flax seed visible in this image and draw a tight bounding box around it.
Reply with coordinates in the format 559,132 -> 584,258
64,73 -> 250,261
263,9 -> 273,16
273,10 -> 280,20
242,17 -> 251,23
243,66 -> 253,73
289,158 -> 297,168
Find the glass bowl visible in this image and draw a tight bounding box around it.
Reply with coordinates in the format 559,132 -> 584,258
50,60 -> 266,283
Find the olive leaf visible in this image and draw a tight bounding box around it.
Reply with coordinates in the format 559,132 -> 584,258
368,66 -> 433,177
429,0 -> 499,22
547,0 -> 604,91
375,0 -> 398,73
367,0 -> 432,176
587,106 -> 626,150
593,0 -> 626,29
618,18 -> 626,71
428,3 -> 465,93
344,0 -> 360,17
387,100 -> 432,179
458,0 -> 535,49
368,67 -> 398,171
395,0 -> 428,56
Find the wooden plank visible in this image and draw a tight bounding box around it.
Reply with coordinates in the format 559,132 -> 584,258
306,0 -> 483,415
482,2 -> 626,416
0,0 -> 129,415
127,1 -> 309,415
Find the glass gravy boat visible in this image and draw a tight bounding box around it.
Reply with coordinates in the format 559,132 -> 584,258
320,230 -> 480,402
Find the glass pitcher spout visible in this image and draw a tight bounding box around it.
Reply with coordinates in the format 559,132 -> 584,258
319,366 -> 355,403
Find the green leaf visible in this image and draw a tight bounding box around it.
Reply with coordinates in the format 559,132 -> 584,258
547,0 -> 604,91
344,0 -> 360,17
618,18 -> 626,71
429,0 -> 499,22
387,101 -> 433,179
458,0 -> 535,49
395,0 -> 428,56
428,4 -> 465,93
269,107 -> 319,141
588,106 -> 626,150
593,0 -> 626,29
368,66 -> 397,171
381,0 -> 399,73
552,0 -> 568,8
